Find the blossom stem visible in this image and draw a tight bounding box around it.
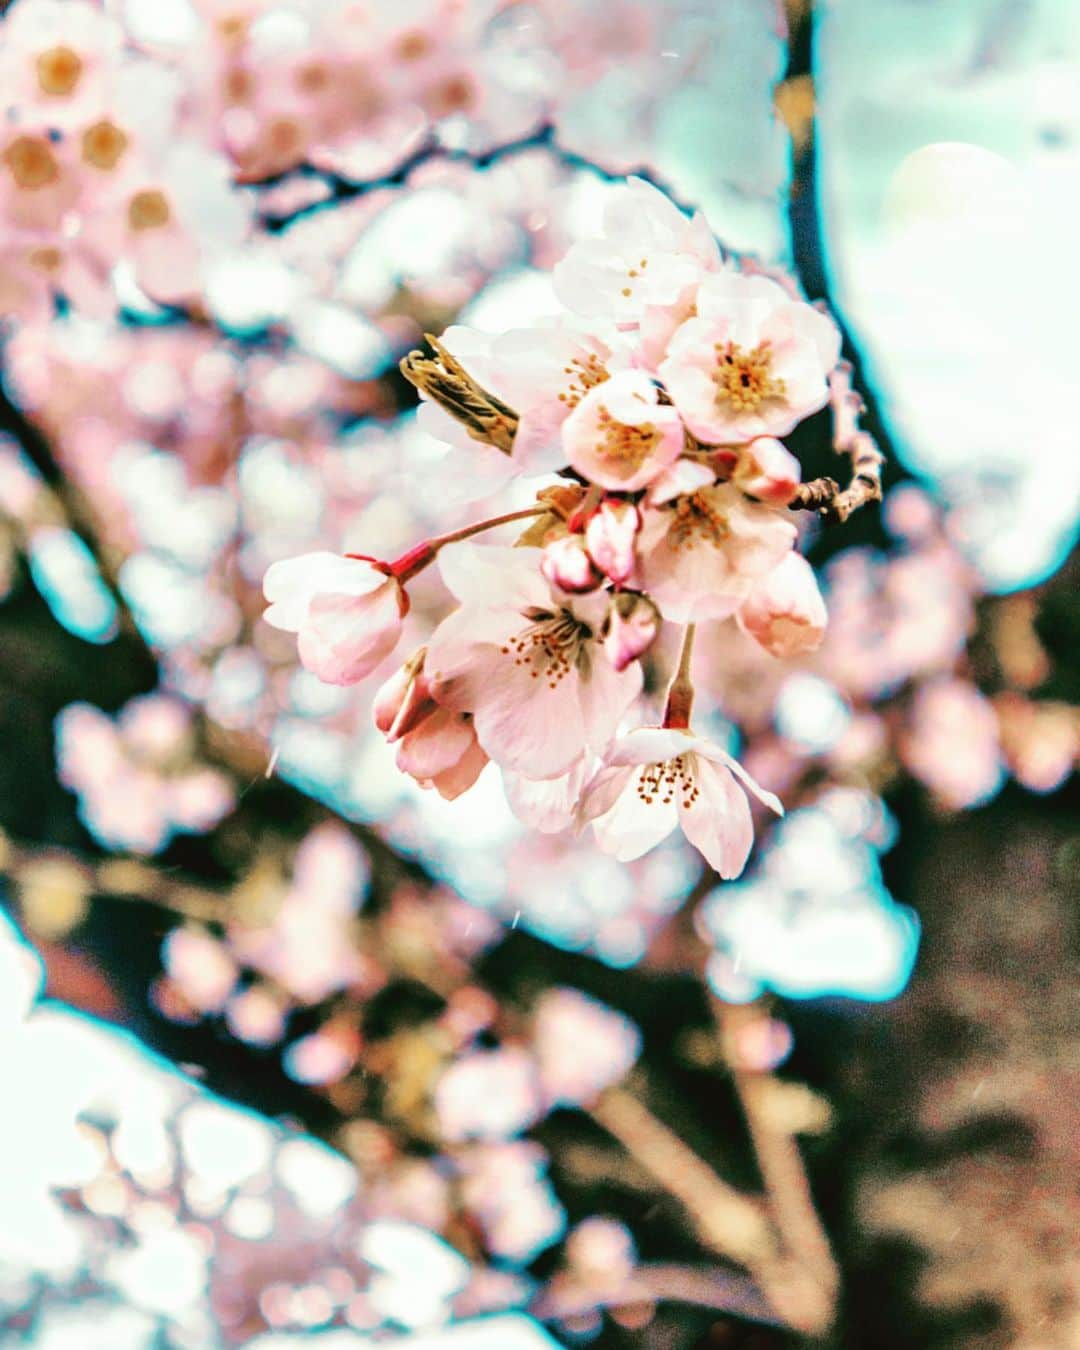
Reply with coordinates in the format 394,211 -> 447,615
662,623 -> 697,729
354,506 -> 549,584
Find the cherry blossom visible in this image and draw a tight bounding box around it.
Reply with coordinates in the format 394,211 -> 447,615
578,727 -> 782,877
425,543 -> 642,779
737,552 -> 828,658
561,369 -> 684,491
658,271 -> 841,442
553,175 -> 720,323
263,551 -> 407,684
637,481 -> 797,622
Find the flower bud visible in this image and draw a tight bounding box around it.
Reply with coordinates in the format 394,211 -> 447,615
372,650 -> 437,742
737,552 -> 826,657
585,499 -> 640,585
602,592 -> 660,671
541,534 -> 602,594
733,437 -> 801,505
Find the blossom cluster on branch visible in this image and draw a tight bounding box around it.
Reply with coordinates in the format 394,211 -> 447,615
264,179 -> 881,878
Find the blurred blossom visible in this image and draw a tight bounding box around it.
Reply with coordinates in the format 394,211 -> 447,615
55,695 -> 234,855
458,1142 -> 566,1264
532,988 -> 641,1108
699,791 -> 920,1002
901,677 -> 1004,811
434,1047 -> 543,1142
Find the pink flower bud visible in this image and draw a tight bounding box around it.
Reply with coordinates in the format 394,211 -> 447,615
602,592 -> 660,671
733,437 -> 801,505
585,499 -> 640,585
541,534 -> 602,594
737,552 -> 826,657
372,651 -> 437,742
263,552 -> 406,685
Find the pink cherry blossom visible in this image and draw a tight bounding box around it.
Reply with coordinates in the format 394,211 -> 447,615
395,705 -> 489,801
578,726 -> 782,877
434,1047 -> 543,1142
659,271 -> 841,442
637,482 -> 797,622
263,551 -> 406,685
553,176 -> 720,324
540,533 -> 602,594
425,543 -> 642,779
585,499 -> 640,585
737,552 -> 827,658
502,759 -> 589,834
374,650 -> 490,799
601,591 -> 660,671
561,369 -> 684,492
732,436 -> 802,505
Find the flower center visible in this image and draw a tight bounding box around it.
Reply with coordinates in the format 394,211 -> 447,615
636,755 -> 700,809
620,257 -> 649,299
36,45 -> 83,97
128,189 -> 171,231
501,608 -> 591,689
2,135 -> 60,190
556,352 -> 608,409
595,408 -> 658,470
667,491 -> 729,550
713,340 -> 786,413
82,120 -> 129,171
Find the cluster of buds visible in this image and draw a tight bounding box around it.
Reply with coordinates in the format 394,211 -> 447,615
264,179 -> 882,878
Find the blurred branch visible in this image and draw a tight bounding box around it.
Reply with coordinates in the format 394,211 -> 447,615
531,1261 -> 781,1327
715,1000 -> 839,1308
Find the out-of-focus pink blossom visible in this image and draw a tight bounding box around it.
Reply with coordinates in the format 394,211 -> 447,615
901,678 -> 1002,810
532,988 -> 640,1107
434,1048 -> 543,1142
163,927 -> 238,1014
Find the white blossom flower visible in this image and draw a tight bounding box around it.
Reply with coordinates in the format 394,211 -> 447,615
578,727 -> 782,877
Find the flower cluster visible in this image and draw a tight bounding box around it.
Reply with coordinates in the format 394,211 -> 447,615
264,179 -> 868,879
0,0 -> 247,319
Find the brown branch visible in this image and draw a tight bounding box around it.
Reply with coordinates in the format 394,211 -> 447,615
714,1000 -> 839,1309
531,1261 -> 780,1327
589,1086 -> 833,1335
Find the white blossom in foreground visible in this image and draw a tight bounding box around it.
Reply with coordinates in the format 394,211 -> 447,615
425,544 -> 642,780
263,552 -> 406,685
578,727 -> 782,877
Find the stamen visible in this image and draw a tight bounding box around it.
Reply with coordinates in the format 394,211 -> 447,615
635,755 -> 700,809
594,408 -> 658,469
499,609 -> 591,689
713,340 -> 786,413
667,491 -> 729,550
555,352 -> 608,408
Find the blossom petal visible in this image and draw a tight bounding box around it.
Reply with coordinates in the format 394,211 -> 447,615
677,756 -> 754,878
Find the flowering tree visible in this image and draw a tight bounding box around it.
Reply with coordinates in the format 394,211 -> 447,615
0,1 -> 1076,1347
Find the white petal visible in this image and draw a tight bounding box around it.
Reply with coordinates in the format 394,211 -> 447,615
677,756 -> 754,878
437,543 -> 548,610
589,765 -> 679,862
